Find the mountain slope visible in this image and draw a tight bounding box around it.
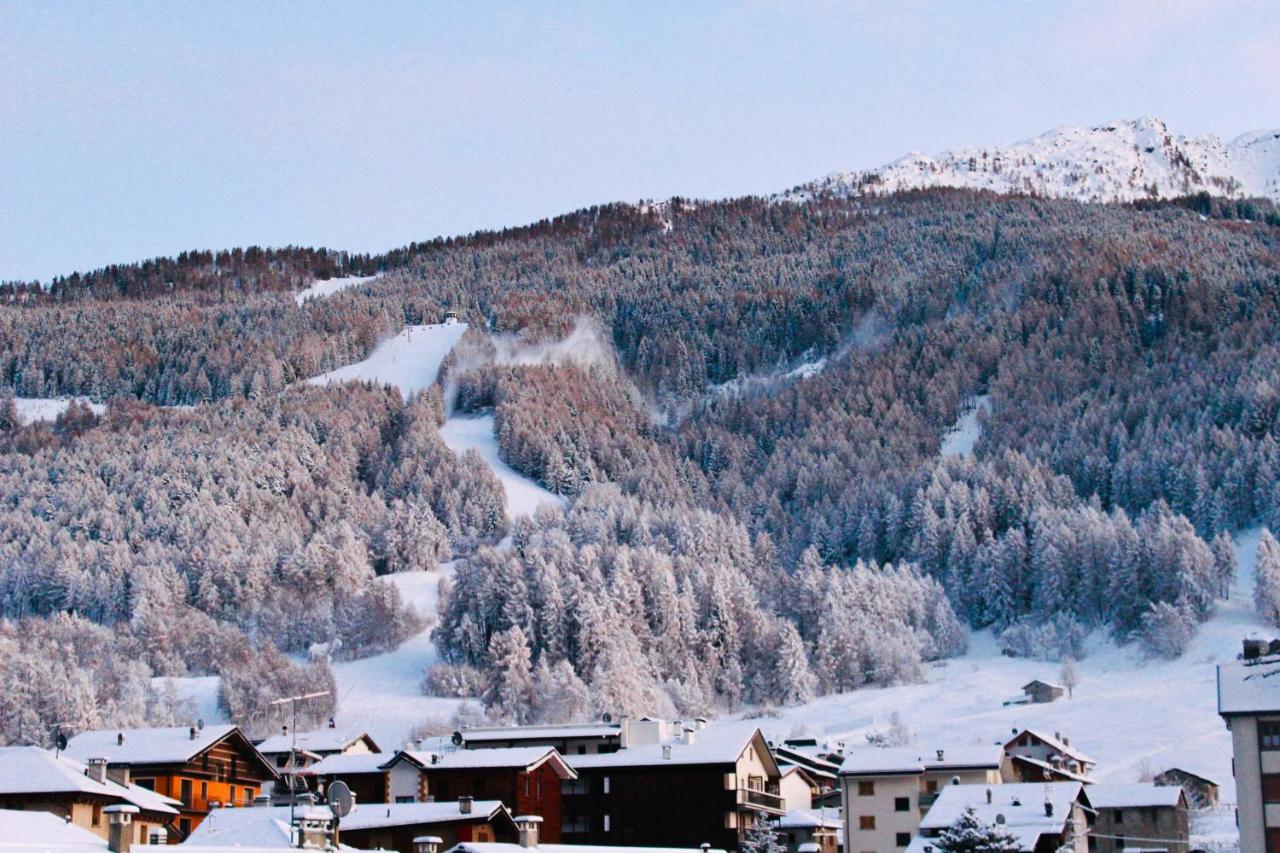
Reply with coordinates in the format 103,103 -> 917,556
792,117 -> 1280,203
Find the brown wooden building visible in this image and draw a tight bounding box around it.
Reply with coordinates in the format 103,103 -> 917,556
0,746 -> 181,845
381,747 -> 577,843
63,725 -> 277,840
561,721 -> 784,851
306,752 -> 390,809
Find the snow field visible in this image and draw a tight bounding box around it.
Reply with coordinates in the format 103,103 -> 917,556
11,397 -> 106,425
307,322 -> 469,397
293,274 -> 381,306
438,415 -> 567,519
940,395 -> 990,458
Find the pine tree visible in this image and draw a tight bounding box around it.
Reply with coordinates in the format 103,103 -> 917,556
739,817 -> 786,853
484,627 -> 534,723
1211,531 -> 1236,599
1256,530 -> 1280,626
934,806 -> 1021,853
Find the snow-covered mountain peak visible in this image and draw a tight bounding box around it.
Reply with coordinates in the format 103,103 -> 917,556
790,117 -> 1280,204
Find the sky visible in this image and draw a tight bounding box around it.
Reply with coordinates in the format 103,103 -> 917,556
2,0 -> 1278,282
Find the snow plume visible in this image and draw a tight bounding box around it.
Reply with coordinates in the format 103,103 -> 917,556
443,316 -> 619,414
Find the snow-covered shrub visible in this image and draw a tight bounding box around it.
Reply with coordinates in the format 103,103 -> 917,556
422,664 -> 489,699
1138,600 -> 1198,659
998,615 -> 1088,661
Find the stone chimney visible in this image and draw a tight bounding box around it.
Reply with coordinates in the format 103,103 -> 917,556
459,796 -> 473,815
515,815 -> 543,849
104,804 -> 138,853
106,766 -> 131,787
1044,800 -> 1054,817
414,836 -> 444,853
86,757 -> 109,784
292,808 -> 334,850
985,788 -> 992,804
116,733 -> 125,747
328,717 -> 337,729
662,745 -> 672,760
936,749 -> 944,761
189,726 -> 197,741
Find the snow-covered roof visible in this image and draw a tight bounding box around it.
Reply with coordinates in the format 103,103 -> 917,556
447,844 -> 726,853
1218,655 -> 1280,715
304,752 -> 390,776
461,724 -> 620,744
1021,680 -> 1064,691
0,747 -> 180,815
391,746 -> 577,778
63,724 -> 241,766
567,724 -> 771,770
1086,783 -> 1184,810
256,728 -> 377,756
773,746 -> 840,780
918,782 -> 1086,845
839,745 -> 1003,776
1004,729 -> 1096,766
0,808 -> 107,850
191,802 -> 506,845
777,808 -> 841,830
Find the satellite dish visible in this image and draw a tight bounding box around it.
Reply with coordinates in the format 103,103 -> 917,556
328,781 -> 355,819
197,718 -> 205,731
451,731 -> 464,747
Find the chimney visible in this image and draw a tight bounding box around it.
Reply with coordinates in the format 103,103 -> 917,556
459,796 -> 473,815
189,726 -> 197,741
116,733 -> 125,747
694,718 -> 708,731
515,815 -> 543,849
985,788 -> 992,804
292,808 -> 334,850
1044,800 -> 1054,817
662,745 -> 672,760
414,836 -> 444,853
106,766 -> 131,787
1062,736 -> 1069,747
104,804 -> 138,853
282,724 -> 289,737
700,845 -> 710,853
936,749 -> 944,761
328,717 -> 337,729
86,757 -> 109,784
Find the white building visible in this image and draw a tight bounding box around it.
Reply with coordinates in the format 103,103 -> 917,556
1218,641 -> 1280,853
839,745 -> 1004,853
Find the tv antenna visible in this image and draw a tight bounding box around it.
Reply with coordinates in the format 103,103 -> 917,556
270,690 -> 331,831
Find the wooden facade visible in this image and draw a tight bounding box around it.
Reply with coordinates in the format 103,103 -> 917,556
337,809 -> 517,853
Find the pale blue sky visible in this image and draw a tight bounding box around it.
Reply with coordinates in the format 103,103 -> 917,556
2,1 -> 1277,281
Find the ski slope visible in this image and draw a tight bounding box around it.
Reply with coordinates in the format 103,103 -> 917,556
438,415 -> 567,518
294,274 -> 381,306
307,322 -> 468,396
11,397 -> 107,425
747,528 -> 1269,814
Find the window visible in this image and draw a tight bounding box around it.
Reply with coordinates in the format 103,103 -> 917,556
178,819 -> 191,838
1263,774 -> 1280,803
200,782 -> 208,802
896,833 -> 910,848
894,797 -> 910,812
395,796 -> 415,804
562,815 -> 589,833
1261,721 -> 1280,750
1114,808 -> 1124,824
926,780 -> 938,793
859,816 -> 876,830
276,755 -> 287,768
135,778 -> 154,791
562,778 -> 587,796
603,814 -> 611,832
577,745 -> 587,755
92,803 -> 102,827
436,781 -> 451,800
180,780 -> 193,808
603,776 -> 611,794
229,786 -> 236,804
857,781 -> 875,796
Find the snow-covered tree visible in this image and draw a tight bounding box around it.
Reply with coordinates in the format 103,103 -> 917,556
1059,657 -> 1080,698
933,806 -> 1021,853
739,817 -> 786,853
1256,530 -> 1280,626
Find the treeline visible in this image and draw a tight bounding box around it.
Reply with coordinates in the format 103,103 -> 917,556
430,485 -> 965,721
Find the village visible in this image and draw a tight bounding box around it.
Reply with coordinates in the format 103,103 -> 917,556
1,637 -> 1277,853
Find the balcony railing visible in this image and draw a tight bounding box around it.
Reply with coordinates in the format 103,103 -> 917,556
736,786 -> 786,814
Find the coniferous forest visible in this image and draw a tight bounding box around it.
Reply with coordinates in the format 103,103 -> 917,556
3,189 -> 1280,737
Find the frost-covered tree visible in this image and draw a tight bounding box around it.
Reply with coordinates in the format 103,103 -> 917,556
1059,657 -> 1080,699
484,627 -> 535,724
739,817 -> 786,853
1256,530 -> 1280,626
934,806 -> 1021,853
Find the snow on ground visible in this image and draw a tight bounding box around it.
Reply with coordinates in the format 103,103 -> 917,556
747,527 -> 1269,817
940,394 -> 990,458
307,322 -> 468,397
329,566 -> 471,751
293,274 -> 381,306
438,415 -> 567,518
11,396 -> 106,425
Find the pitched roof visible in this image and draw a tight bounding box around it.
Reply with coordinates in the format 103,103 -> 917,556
0,808 -> 107,850
838,745 -> 1004,776
255,728 -> 378,756
567,724 -> 774,771
1086,782 -> 1185,810
64,725 -> 238,766
773,746 -> 840,781
461,724 -> 621,744
1008,755 -> 1093,784
918,782 -> 1087,845
190,802 -> 508,844
448,844 -> 726,853
0,747 -> 180,815
1021,680 -> 1064,691
388,746 -> 577,778
1218,655 -> 1280,715
776,808 -> 842,830
185,807 -> 363,850
1003,729 -> 1096,766
305,752 -> 390,776
339,801 -> 511,831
